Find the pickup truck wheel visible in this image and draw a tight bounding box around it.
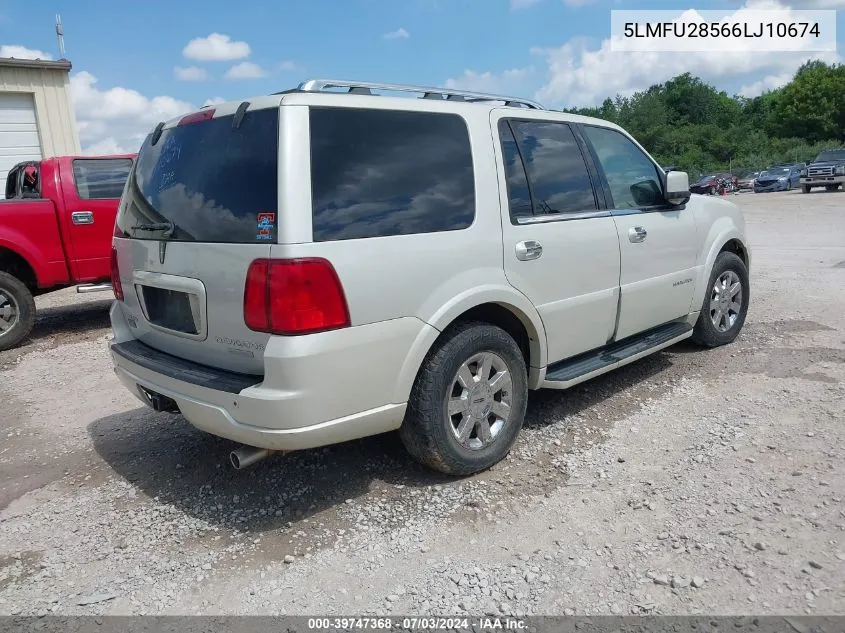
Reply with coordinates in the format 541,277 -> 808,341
0,272 -> 36,352
399,322 -> 528,476
801,185 -> 811,193
691,252 -> 749,348
825,185 -> 839,191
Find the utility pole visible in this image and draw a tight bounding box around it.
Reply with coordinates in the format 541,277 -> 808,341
55,15 -> 65,58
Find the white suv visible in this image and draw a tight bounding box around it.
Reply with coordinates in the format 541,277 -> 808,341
108,79 -> 751,475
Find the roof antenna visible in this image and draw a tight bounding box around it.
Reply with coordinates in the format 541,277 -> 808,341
55,14 -> 65,58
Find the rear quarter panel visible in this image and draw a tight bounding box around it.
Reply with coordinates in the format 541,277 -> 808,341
273,100 -> 547,402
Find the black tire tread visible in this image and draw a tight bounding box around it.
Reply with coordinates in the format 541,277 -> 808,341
0,271 -> 36,352
399,321 -> 527,476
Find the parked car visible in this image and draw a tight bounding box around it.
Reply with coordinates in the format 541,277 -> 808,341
800,149 -> 845,193
108,79 -> 751,476
754,164 -> 801,192
689,173 -> 735,195
0,155 -> 136,351
737,171 -> 759,191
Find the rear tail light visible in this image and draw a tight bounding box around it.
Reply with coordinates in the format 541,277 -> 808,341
110,246 -> 124,301
243,258 -> 350,335
113,222 -> 127,238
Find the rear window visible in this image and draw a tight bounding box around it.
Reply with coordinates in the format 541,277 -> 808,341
117,108 -> 278,243
309,107 -> 475,241
73,158 -> 133,199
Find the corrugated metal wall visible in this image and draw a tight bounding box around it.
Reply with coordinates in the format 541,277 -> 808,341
0,65 -> 81,158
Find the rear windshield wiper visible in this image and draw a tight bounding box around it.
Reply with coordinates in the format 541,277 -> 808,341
130,219 -> 176,238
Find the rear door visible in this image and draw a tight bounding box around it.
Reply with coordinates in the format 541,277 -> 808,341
580,124 -> 699,341
62,157 -> 134,281
492,113 -> 621,364
112,104 -> 280,374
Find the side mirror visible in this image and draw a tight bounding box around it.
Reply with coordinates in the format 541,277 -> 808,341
665,170 -> 691,206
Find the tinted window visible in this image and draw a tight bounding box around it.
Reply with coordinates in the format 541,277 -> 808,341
583,125 -> 664,209
73,159 -> 133,199
310,107 -> 475,241
498,121 -> 533,220
118,108 -> 278,243
508,120 -> 596,216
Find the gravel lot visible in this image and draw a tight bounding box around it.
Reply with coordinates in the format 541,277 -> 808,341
1,189 -> 844,617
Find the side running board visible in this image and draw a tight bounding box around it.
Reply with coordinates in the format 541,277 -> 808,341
544,321 -> 693,386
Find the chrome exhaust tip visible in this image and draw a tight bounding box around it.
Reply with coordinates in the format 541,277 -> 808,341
229,446 -> 278,470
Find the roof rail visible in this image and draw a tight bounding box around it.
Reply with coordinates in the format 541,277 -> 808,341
296,79 -> 545,110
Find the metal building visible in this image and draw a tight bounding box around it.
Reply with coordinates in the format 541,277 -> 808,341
0,56 -> 81,198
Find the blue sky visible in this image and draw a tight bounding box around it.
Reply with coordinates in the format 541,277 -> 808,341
1,0 -> 842,153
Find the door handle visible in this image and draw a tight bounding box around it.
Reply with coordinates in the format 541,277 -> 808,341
515,240 -> 543,261
628,226 -> 647,243
71,211 -> 94,225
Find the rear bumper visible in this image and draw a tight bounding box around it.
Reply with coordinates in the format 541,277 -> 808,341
108,302 -> 423,451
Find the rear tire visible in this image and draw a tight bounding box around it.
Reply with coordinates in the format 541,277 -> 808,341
399,322 -> 528,476
0,271 -> 36,352
691,252 -> 749,348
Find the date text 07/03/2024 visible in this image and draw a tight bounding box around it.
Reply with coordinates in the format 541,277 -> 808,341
306,617 -> 527,631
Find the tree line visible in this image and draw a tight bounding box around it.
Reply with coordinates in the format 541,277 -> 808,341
562,60 -> 845,178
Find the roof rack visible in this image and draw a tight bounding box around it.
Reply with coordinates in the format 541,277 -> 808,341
296,79 -> 545,110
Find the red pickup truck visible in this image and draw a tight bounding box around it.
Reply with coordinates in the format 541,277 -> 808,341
0,154 -> 136,351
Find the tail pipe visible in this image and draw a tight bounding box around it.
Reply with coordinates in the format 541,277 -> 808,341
229,446 -> 284,470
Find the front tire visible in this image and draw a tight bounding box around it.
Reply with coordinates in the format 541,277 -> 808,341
801,185 -> 811,193
0,271 -> 36,352
691,252 -> 749,348
399,322 -> 528,476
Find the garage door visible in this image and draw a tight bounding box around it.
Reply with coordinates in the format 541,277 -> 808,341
0,92 -> 42,199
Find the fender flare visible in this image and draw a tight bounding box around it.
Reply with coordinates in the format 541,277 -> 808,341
393,284 -> 548,402
690,227 -> 749,312
0,233 -> 44,286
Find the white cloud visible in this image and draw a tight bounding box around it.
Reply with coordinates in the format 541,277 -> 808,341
782,0 -> 845,6
82,138 -> 128,156
224,61 -> 267,80
445,68 -> 534,95
71,71 -> 195,155
383,28 -> 410,40
183,33 -> 250,61
202,96 -> 226,107
174,65 -> 210,81
278,60 -> 298,71
738,71 -> 794,96
532,0 -> 841,107
511,0 -> 542,8
0,44 -> 53,60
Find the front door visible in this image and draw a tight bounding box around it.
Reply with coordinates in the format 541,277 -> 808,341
492,112 -> 622,365
580,124 -> 700,341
